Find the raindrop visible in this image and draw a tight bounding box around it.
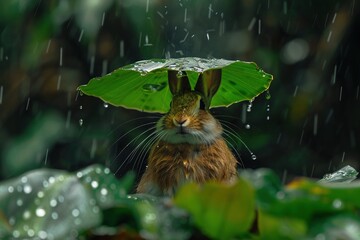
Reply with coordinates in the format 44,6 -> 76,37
327,31 -> 332,42
184,8 -> 187,23
76,172 -> 83,178
36,208 -> 46,217
331,65 -> 337,85
25,97 -> 30,111
251,154 -> 257,160
206,33 -> 210,40
90,139 -> 97,159
78,29 -> 84,42
258,19 -> 261,35
101,12 -> 106,26
293,86 -> 299,97
104,168 -> 110,174
57,75 -> 62,90
59,47 -> 63,67
245,124 -> 251,129
91,181 -> 99,188
339,86 -> 343,101
103,102 -> 109,108
247,100 -> 253,112
142,82 -> 166,93
66,110 -> 71,129
46,39 -> 51,53
265,91 -> 271,100
102,60 -> 108,76
0,85 -> 3,104
44,148 -> 49,165
208,4 -> 213,19
23,185 -> 32,194
79,105 -> 83,110
313,114 -> 318,136
79,119 -> 83,126
90,56 -> 95,75
283,1 -> 288,14
72,209 -> 80,217
341,152 -> 346,162
248,17 -> 256,31
120,40 -> 124,57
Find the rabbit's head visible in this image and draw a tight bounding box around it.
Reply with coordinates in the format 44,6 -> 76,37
156,69 -> 222,145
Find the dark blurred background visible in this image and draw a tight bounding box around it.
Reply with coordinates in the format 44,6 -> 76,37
0,0 -> 359,185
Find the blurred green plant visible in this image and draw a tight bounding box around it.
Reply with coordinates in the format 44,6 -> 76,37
0,165 -> 359,239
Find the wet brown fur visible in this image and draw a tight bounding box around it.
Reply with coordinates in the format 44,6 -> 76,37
137,138 -> 237,195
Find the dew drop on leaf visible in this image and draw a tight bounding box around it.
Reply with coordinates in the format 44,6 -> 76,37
36,208 -> 46,217
23,210 -> 31,219
50,199 -> 57,207
91,180 -> 99,188
16,199 -> 23,206
142,82 -> 166,93
72,208 -> 80,217
8,186 -> 14,193
23,184 -> 32,194
51,212 -> 59,220
100,188 -> 108,196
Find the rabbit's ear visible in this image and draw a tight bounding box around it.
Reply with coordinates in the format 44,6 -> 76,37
195,69 -> 221,109
168,70 -> 191,95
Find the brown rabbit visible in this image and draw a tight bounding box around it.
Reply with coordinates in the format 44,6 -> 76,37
136,69 -> 238,196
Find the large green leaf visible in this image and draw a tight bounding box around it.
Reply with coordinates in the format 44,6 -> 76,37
174,178 -> 256,239
78,57 -> 273,113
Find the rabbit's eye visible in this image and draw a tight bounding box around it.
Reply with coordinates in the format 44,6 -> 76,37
199,99 -> 206,110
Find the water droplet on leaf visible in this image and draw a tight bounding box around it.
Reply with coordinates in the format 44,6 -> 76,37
142,82 -> 166,93
266,91 -> 271,100
36,208 -> 46,217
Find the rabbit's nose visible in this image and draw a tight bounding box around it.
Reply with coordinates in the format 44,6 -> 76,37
173,118 -> 190,127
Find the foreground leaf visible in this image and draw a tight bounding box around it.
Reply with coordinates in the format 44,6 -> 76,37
78,58 -> 273,113
0,165 -> 134,239
174,178 -> 256,239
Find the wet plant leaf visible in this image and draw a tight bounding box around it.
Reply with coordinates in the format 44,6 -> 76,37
0,164 -> 134,239
78,57 -> 273,113
174,178 -> 256,239
319,165 -> 359,183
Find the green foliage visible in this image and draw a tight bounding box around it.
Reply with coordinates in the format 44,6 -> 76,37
0,165 -> 359,239
78,58 -> 273,113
